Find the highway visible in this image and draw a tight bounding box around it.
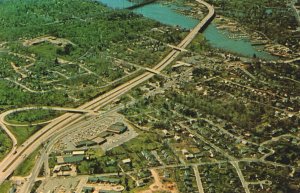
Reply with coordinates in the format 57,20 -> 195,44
0,0 -> 215,185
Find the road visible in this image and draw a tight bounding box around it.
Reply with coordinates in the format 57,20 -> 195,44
0,0 -> 215,185
193,165 -> 205,193
231,161 -> 250,193
18,148 -> 46,193
290,0 -> 300,26
75,177 -> 88,193
4,78 -> 50,93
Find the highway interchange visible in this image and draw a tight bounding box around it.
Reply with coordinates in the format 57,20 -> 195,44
0,0 -> 215,188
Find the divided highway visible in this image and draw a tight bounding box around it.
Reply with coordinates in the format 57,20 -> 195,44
0,0 -> 215,184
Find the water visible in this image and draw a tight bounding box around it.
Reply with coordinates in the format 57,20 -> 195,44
99,0 -> 198,29
98,0 -> 133,9
204,24 -> 276,60
136,4 -> 199,29
97,0 -> 276,60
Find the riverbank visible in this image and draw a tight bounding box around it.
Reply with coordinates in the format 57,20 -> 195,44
213,15 -> 293,59
204,0 -> 300,54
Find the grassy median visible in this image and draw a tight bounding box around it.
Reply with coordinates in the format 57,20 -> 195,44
14,148 -> 40,176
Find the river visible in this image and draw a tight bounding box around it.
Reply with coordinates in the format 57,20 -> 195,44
97,0 -> 276,60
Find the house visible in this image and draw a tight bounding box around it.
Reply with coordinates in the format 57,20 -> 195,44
122,158 -> 132,165
181,149 -> 189,155
189,134 -> 195,138
162,129 -> 172,137
162,129 -> 169,135
174,135 -> 181,141
241,140 -> 248,145
185,154 -> 194,160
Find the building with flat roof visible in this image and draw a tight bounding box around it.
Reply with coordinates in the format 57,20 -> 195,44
82,187 -> 94,193
53,164 -> 76,177
57,155 -> 85,164
99,190 -> 120,193
64,155 -> 85,163
74,140 -> 97,148
91,137 -> 107,145
64,149 -> 87,155
88,176 -> 121,184
107,122 -> 127,134
72,150 -> 86,155
99,131 -> 113,138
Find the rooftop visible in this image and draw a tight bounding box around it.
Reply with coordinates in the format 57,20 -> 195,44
88,176 -> 121,184
57,155 -> 85,164
91,137 -> 107,144
74,140 -> 97,148
107,122 -> 127,134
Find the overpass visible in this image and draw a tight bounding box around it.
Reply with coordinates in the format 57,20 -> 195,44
145,67 -> 169,78
172,61 -> 193,68
167,44 -> 188,52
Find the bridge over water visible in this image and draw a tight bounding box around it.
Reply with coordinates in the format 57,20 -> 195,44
126,0 -> 157,10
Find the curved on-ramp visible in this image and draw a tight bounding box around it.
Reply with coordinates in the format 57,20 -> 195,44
0,107 -> 95,127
